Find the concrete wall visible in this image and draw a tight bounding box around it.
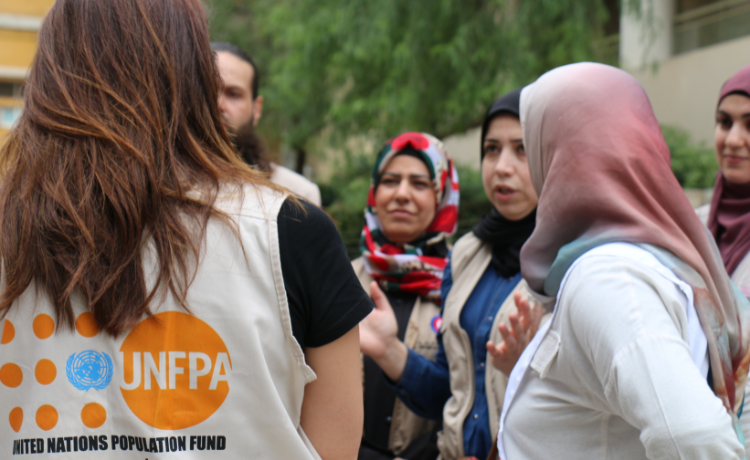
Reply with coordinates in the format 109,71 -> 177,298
629,34 -> 750,144
442,127 -> 481,171
619,0 -> 750,144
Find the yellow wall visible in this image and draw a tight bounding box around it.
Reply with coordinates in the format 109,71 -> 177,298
0,29 -> 38,69
0,0 -> 53,143
0,0 -> 54,17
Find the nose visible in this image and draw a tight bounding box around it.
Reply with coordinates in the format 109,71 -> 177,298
726,122 -> 745,150
494,147 -> 515,177
394,178 -> 411,203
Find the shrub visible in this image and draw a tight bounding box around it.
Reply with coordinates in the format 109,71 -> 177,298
662,124 -> 717,189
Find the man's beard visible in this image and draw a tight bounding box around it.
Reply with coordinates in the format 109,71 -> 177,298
227,120 -> 271,173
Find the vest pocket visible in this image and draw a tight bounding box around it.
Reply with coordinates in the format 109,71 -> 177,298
530,330 -> 560,379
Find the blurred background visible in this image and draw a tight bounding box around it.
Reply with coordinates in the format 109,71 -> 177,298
1,0 -> 745,257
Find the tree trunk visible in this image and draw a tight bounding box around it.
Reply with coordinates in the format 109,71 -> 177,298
294,146 -> 306,175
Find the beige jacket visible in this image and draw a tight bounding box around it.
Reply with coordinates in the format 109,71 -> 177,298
352,257 -> 441,455
437,232 -> 531,460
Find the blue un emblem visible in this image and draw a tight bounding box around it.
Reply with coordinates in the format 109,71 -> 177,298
66,350 -> 113,391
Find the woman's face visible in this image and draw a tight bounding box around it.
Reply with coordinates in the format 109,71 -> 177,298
715,94 -> 750,185
374,154 -> 437,244
481,114 -> 538,221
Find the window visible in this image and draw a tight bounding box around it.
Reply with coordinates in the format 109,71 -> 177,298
677,0 -> 725,13
0,107 -> 22,129
0,82 -> 22,98
674,0 -> 750,54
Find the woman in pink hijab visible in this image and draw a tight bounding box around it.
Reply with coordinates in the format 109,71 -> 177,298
496,62 -> 750,460
699,64 -> 750,295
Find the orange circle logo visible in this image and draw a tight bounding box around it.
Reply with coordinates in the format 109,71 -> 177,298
36,405 -> 58,431
33,314 -> 55,340
0,363 -> 23,388
35,359 -> 57,385
2,320 -> 15,344
75,312 -> 100,338
81,403 -> 107,429
119,311 -> 231,430
9,407 -> 22,432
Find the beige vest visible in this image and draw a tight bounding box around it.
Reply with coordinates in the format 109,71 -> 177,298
0,186 -> 322,459
437,233 -> 530,460
352,258 -> 440,455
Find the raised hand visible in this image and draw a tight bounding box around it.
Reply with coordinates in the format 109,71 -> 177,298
486,292 -> 544,376
359,281 -> 408,381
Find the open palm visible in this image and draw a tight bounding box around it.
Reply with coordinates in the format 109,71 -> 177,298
359,281 -> 399,360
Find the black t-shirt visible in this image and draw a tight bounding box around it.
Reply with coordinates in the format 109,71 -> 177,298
277,198 -> 373,349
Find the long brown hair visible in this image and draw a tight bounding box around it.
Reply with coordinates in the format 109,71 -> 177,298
0,0 -> 268,336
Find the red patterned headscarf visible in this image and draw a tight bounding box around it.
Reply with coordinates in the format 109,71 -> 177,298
520,63 -> 750,421
708,64 -> 750,277
360,132 -> 459,302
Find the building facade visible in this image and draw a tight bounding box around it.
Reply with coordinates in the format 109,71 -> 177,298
621,0 -> 750,144
0,0 -> 53,141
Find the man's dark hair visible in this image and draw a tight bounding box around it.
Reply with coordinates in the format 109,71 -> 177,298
210,42 -> 259,99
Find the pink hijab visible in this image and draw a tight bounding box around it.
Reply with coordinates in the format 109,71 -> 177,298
708,64 -> 750,276
520,62 -> 750,417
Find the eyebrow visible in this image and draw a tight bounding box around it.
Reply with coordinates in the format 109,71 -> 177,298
717,110 -> 750,119
484,138 -> 523,144
382,172 -> 431,180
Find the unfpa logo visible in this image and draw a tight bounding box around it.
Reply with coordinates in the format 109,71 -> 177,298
119,311 -> 231,430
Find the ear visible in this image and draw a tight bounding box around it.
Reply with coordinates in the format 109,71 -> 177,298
252,95 -> 264,127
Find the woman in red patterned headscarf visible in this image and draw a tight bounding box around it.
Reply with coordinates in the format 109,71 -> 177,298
353,132 -> 458,460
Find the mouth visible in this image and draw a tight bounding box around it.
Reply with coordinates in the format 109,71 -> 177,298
494,185 -> 517,201
388,209 -> 415,218
724,154 -> 750,164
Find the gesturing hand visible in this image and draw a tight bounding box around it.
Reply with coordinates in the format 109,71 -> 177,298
359,281 -> 399,360
486,292 -> 544,376
359,282 -> 409,381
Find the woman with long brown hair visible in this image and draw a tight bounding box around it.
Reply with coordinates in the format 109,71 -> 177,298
0,1 -> 370,458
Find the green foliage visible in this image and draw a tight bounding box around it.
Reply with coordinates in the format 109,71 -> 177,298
206,0 -> 623,258
207,0 -> 616,155
662,124 -> 717,189
319,155 -> 372,258
321,158 -> 491,260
